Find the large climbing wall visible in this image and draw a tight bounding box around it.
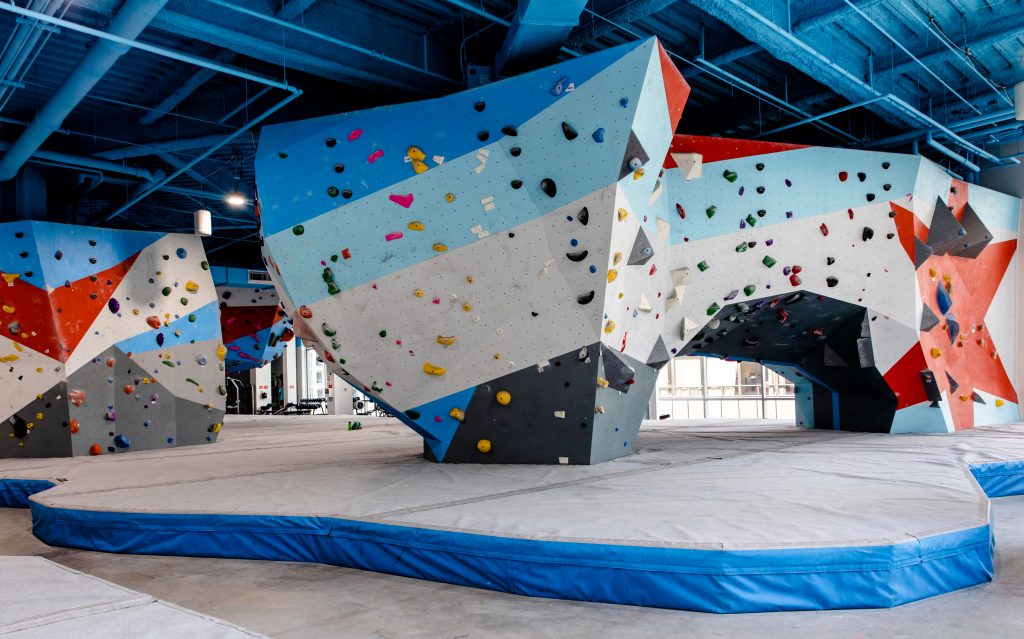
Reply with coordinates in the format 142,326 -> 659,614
0,221 -> 226,458
217,285 -> 292,373
663,135 -> 1021,432
255,38 -> 689,464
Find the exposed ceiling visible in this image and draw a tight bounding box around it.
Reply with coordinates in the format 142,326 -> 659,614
0,0 -> 1021,266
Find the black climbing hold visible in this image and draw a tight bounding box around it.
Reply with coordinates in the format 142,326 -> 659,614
511,179 -> 523,189
866,193 -> 876,202
531,311 -> 539,317
756,209 -> 767,218
561,121 -> 578,140
566,250 -> 589,262
477,131 -> 490,142
540,178 -> 557,198
913,236 -> 933,268
826,276 -> 839,287
926,197 -> 966,255
919,370 -> 942,402
577,290 -> 595,305
508,232 -> 515,238
406,409 -> 421,419
756,186 -> 765,194
578,207 -> 589,226
510,147 -> 522,157
882,161 -> 891,169
949,203 -> 993,258
883,183 -> 891,191
862,227 -> 874,241
325,137 -> 336,147
857,172 -> 866,182
946,372 -> 959,393
474,101 -> 486,112
972,391 -> 986,404
756,163 -> 765,171
334,164 -> 344,173
886,233 -> 895,239
501,125 -> 518,136
342,189 -> 353,199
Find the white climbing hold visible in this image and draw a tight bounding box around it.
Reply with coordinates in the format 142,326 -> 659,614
671,152 -> 703,181
671,267 -> 692,286
655,217 -> 671,240
480,195 -> 495,211
473,149 -> 490,174
638,293 -> 652,313
553,410 -> 566,419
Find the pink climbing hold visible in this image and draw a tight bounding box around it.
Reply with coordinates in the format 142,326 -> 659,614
348,129 -> 363,141
389,193 -> 414,208
367,149 -> 384,163
385,231 -> 404,241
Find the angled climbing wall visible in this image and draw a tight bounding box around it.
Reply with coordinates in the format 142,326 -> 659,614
255,38 -> 689,463
218,285 -> 292,373
663,135 -> 1021,432
0,222 -> 226,458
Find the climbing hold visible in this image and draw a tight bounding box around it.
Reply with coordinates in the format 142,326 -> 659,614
705,205 -> 717,219
407,145 -> 425,160
184,280 -> 199,293
607,269 -> 618,283
617,208 -> 628,221
936,282 -> 953,316
436,335 -> 456,346
550,76 -> 571,96
578,206 -> 589,225
862,227 -> 874,241
496,390 -> 511,406
378,330 -> 387,338
422,362 -> 446,376
462,303 -> 472,311
444,193 -> 455,203
540,178 -> 557,198
511,179 -> 523,189
743,284 -> 756,296
367,149 -> 384,163
477,439 -> 492,454
826,276 -> 839,287
577,290 -> 595,305
561,121 -> 578,140
389,194 -> 414,208
216,344 -> 227,361
820,223 -> 829,236
697,260 -> 709,272
839,171 -> 848,182
592,128 -> 605,143
501,125 -> 517,136
450,408 -> 465,421
432,243 -> 448,252
89,444 -> 102,456
603,320 -> 616,334
789,274 -> 802,286
114,434 -> 131,449
385,231 -> 404,242
414,289 -> 425,298
596,377 -> 609,388
108,298 -> 120,314
930,347 -> 942,359
298,306 -> 313,318
707,302 -> 720,316
996,399 -> 1006,407
762,255 -> 777,268
566,250 -> 588,262
723,170 -> 738,183
327,186 -> 340,198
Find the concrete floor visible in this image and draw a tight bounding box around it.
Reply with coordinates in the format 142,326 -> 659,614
2,495 -> 1022,638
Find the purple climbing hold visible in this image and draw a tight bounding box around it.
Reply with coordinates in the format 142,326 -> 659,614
108,298 -> 120,314
156,333 -> 165,347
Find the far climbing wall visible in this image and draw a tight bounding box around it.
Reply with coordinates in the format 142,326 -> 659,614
256,38 -> 689,464
254,37 -> 1021,464
665,135 -> 1021,432
0,222 -> 226,458
218,286 -> 292,373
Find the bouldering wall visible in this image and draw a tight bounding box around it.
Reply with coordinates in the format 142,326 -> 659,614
664,135 -> 1021,432
255,38 -> 689,464
0,222 -> 226,458
218,285 -> 292,373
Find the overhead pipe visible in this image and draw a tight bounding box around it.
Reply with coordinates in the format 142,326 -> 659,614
138,49 -> 237,125
0,141 -> 159,181
753,96 -> 886,139
924,134 -> 981,174
0,0 -> 63,109
0,0 -> 171,181
218,85 -> 272,124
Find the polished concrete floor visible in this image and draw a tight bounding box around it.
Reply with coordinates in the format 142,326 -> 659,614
3,479 -> 1024,637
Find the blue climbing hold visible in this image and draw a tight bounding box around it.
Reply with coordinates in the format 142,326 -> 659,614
936,282 -> 953,315
945,312 -> 960,344
114,434 -> 131,448
176,247 -> 187,259
592,128 -> 605,143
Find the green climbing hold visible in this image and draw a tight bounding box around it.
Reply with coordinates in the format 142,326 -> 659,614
200,261 -> 209,271
762,255 -> 777,268
707,302 -> 721,316
735,243 -> 748,253
745,214 -> 757,227
723,170 -> 738,183
187,314 -> 196,322
331,338 -> 340,350
327,186 -> 340,198
185,378 -> 199,386
161,360 -> 176,368
697,260 -> 709,272
293,225 -> 305,235
322,323 -> 337,337
327,281 -> 341,295
278,151 -> 288,159
330,255 -> 338,262
705,205 -> 717,219
180,297 -> 188,306
743,284 -> 756,296
378,330 -> 387,338
322,267 -> 334,283
161,287 -> 172,296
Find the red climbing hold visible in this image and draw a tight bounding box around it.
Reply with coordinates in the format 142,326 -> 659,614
389,193 -> 414,208
790,274 -> 802,286
839,171 -> 848,182
820,223 -> 829,236
676,203 -> 685,219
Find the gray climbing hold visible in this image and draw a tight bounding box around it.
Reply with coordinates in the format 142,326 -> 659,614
626,227 -> 654,265
600,345 -> 636,392
913,236 -> 934,269
926,197 -> 966,256
618,130 -> 650,180
919,304 -> 940,332
949,203 -> 992,259
646,336 -> 671,367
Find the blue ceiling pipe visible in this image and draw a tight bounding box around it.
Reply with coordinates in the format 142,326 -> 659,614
495,0 -> 588,75
925,134 -> 981,174
138,49 -> 237,125
0,141 -> 159,181
0,0 -> 64,112
0,0 -> 170,181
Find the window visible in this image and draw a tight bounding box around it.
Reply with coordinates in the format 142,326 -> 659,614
656,357 -> 795,420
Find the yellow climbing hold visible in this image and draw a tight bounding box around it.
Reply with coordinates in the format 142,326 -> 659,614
930,347 -> 942,359
184,280 -> 199,293
928,268 -> 937,278
1,305 -> 13,313
462,303 -> 472,312
477,439 -> 492,454
617,208 -> 628,221
612,252 -> 622,266
209,422 -> 223,434
445,193 -> 455,203
2,273 -> 20,285
408,221 -> 425,231
0,354 -> 18,363
449,408 -> 465,421
414,289 -> 425,298
411,159 -> 428,174
596,377 -> 609,388
407,145 -> 426,161
433,243 -> 448,252
423,362 -> 447,376
493,353 -> 501,360
216,344 -> 227,361
959,394 -> 969,402
496,390 -> 511,406
603,320 -> 615,334
466,276 -> 473,284
436,335 -> 456,346
607,269 -> 618,283
996,399 -> 1006,407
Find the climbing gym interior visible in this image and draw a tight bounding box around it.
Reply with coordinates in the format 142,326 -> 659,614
1,1 -> 1023,636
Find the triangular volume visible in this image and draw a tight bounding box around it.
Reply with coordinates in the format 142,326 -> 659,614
823,343 -> 848,367
618,130 -> 650,180
972,391 -> 986,404
913,236 -> 934,269
646,335 -> 671,367
926,197 -> 966,256
657,40 -> 690,131
627,227 -> 655,265
946,372 -> 959,393
949,203 -> 993,259
919,304 -> 940,332
919,370 -> 942,402
601,344 -> 636,392
856,337 -> 874,368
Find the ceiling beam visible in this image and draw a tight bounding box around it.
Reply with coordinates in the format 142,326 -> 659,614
567,0 -> 679,49
277,0 -> 321,21
139,49 -> 237,125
